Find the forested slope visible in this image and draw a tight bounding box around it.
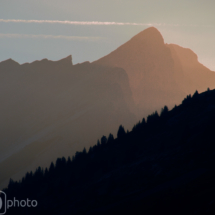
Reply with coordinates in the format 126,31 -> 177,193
4,89 -> 215,215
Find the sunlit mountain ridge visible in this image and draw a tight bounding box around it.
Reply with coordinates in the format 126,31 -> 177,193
93,27 -> 215,117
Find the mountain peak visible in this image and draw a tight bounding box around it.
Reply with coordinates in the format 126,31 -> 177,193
0,58 -> 20,66
0,59 -> 20,71
167,44 -> 198,62
64,55 -> 72,63
130,27 -> 164,45
57,55 -> 73,65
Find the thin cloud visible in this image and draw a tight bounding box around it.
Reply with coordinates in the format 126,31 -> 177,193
0,19 -> 178,26
0,33 -> 103,41
0,19 -> 213,28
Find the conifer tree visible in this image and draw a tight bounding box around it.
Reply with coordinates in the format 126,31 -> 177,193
117,125 -> 126,138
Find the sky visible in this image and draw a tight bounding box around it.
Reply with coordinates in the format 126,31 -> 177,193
0,0 -> 215,70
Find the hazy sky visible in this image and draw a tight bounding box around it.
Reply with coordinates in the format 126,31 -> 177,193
0,0 -> 214,70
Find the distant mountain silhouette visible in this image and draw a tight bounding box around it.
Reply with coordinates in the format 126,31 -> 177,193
0,56 -> 136,188
93,27 -> 215,117
4,88 -> 215,215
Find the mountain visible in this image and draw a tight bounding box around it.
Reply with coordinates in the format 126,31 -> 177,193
4,89 -> 215,215
1,26 -> 215,189
0,56 -> 137,188
167,44 -> 215,93
93,27 -> 215,117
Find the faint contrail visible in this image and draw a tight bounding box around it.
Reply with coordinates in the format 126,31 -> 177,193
0,33 -> 103,41
0,19 -> 177,26
0,19 -> 212,27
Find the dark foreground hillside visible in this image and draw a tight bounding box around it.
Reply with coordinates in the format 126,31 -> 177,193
3,89 -> 215,215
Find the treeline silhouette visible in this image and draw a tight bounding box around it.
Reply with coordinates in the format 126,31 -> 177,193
4,88 -> 215,215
